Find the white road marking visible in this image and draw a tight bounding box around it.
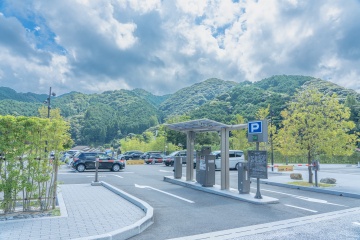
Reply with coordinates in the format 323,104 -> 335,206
353,222 -> 360,226
86,176 -> 106,178
135,184 -> 194,203
284,204 -> 318,213
253,187 -> 348,207
159,170 -> 173,173
111,174 -> 123,178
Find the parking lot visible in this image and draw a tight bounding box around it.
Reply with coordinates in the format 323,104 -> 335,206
58,162 -> 360,239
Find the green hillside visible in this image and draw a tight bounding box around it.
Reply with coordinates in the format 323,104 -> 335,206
131,88 -> 170,107
159,78 -> 238,116
0,75 -> 359,147
0,87 -> 48,102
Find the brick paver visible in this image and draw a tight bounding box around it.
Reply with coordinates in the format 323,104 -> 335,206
0,184 -> 145,240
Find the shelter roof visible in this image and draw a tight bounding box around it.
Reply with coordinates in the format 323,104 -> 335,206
165,119 -> 247,132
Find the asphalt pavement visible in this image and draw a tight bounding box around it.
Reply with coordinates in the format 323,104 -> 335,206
0,163 -> 359,240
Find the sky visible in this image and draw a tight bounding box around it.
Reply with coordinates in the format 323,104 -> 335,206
0,0 -> 359,96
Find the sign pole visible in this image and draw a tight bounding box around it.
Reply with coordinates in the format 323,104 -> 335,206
254,142 -> 262,199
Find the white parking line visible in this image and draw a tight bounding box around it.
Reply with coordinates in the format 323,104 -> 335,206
135,184 -> 194,203
255,187 -> 348,207
353,222 -> 360,226
86,176 -> 106,178
111,174 -> 124,178
159,170 -> 173,173
284,204 -> 318,213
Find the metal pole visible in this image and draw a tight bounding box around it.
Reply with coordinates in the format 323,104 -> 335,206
47,87 -> 51,118
95,157 -> 99,182
47,87 -> 58,209
254,142 -> 262,199
314,169 -> 318,187
270,111 -> 274,171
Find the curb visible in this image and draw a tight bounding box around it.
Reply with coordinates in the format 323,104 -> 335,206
164,176 -> 279,204
260,180 -> 360,199
74,182 -> 154,240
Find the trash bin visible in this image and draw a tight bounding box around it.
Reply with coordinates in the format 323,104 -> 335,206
174,156 -> 182,179
238,161 -> 250,194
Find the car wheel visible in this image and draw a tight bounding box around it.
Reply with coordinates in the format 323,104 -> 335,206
165,163 -> 169,166
76,164 -> 85,172
146,162 -> 150,164
235,163 -> 239,170
112,164 -> 120,172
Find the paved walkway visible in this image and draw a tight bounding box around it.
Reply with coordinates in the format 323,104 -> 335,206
0,164 -> 358,240
0,184 -> 152,240
262,164 -> 360,197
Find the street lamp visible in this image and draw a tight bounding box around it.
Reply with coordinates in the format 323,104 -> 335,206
270,110 -> 274,172
44,87 -> 56,118
43,87 -> 58,209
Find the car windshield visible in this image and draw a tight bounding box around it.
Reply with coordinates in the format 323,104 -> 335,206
151,154 -> 163,157
73,152 -> 82,157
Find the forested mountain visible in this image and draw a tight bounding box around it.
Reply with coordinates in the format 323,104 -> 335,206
159,78 -> 238,116
189,75 -> 360,125
0,75 -> 359,146
131,88 -> 170,107
55,90 -> 160,145
0,100 -> 41,116
0,87 -> 48,102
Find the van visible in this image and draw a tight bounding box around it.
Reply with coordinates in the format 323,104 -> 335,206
194,150 -> 244,170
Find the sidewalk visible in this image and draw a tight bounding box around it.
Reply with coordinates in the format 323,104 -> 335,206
261,163 -> 360,198
0,183 -> 153,240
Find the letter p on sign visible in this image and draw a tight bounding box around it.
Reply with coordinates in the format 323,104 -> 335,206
248,121 -> 262,133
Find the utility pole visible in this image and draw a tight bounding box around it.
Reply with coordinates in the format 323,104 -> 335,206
44,87 -> 58,209
270,110 -> 274,171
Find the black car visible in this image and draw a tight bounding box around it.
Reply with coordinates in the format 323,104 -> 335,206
163,150 -> 196,166
144,153 -> 165,164
140,151 -> 163,159
121,151 -> 143,160
72,152 -> 125,172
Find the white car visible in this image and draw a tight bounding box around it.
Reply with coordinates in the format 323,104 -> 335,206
209,150 -> 245,170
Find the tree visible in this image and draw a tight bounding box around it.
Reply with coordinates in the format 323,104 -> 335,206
277,88 -> 357,183
230,114 -> 251,151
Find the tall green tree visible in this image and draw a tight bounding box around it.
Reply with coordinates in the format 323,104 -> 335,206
230,114 -> 251,151
277,88 -> 357,183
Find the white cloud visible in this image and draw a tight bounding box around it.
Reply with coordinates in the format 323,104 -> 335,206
0,0 -> 359,95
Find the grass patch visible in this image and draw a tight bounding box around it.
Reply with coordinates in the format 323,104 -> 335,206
287,181 -> 335,188
51,208 -> 61,216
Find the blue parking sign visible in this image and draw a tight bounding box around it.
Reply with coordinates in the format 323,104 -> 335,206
248,121 -> 262,134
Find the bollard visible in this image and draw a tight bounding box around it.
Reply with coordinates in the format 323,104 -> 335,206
95,157 -> 99,182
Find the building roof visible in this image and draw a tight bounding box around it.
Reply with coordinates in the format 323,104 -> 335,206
165,119 -> 247,132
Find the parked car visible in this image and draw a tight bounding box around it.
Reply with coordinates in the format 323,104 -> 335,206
140,151 -> 163,159
163,150 -> 196,166
64,150 -> 81,165
120,151 -> 144,160
193,150 -> 244,170
72,152 -> 125,172
144,153 -> 165,164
